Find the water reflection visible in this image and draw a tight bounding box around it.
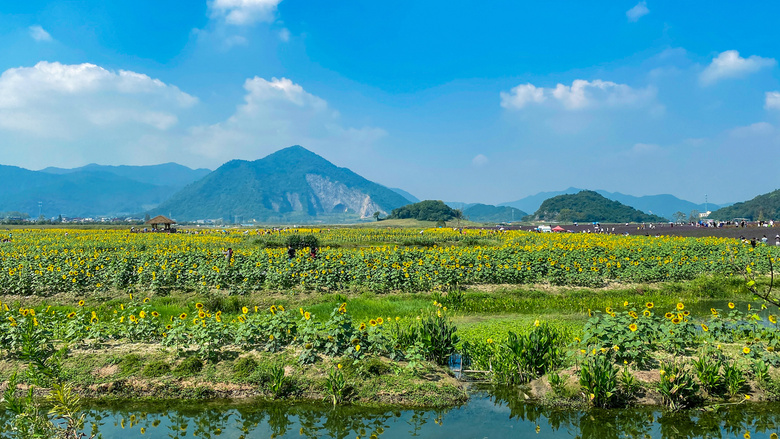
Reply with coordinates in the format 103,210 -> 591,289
3,390 -> 780,438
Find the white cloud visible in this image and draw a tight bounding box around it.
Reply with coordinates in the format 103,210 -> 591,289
28,25 -> 52,42
185,76 -> 385,164
626,2 -> 649,22
766,91 -> 780,110
278,27 -> 290,42
499,83 -> 545,109
471,154 -> 489,166
700,50 -> 776,85
209,0 -> 282,25
0,62 -> 195,137
728,122 -> 775,138
501,79 -> 656,111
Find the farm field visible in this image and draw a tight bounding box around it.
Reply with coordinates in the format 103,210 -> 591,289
3,226 -> 780,437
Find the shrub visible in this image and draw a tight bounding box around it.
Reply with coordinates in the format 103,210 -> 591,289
657,360 -> 700,410
579,351 -> 619,408
233,357 -> 259,379
174,357 -> 203,376
141,360 -> 170,378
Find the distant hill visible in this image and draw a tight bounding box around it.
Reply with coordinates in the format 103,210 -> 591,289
386,200 -> 458,222
502,187 -> 721,220
150,145 -> 410,222
389,187 -> 420,203
710,189 -> 780,221
531,190 -> 667,223
41,163 -> 211,189
463,204 -> 527,223
0,165 -> 170,218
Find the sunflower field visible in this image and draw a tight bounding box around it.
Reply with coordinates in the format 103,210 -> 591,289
0,228 -> 776,296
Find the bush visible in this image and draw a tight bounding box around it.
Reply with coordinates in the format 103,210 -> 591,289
141,360 -> 171,378
233,357 -> 259,379
579,351 -> 619,408
174,357 -> 203,376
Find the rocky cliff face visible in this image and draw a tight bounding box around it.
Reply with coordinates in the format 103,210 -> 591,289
306,174 -> 385,218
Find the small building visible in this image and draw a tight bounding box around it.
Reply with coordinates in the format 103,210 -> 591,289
146,215 -> 177,232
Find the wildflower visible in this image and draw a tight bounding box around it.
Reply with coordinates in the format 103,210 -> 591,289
629,323 -> 638,332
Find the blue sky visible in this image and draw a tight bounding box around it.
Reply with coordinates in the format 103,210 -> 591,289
1,1 -> 779,205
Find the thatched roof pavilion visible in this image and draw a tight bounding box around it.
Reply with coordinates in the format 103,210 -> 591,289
146,215 -> 176,231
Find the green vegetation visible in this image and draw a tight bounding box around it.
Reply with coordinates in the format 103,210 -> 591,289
710,188 -> 780,221
386,200 -> 460,222
530,190 -> 667,223
462,203 -> 527,223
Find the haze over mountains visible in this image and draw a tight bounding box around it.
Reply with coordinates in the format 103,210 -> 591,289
0,145 -> 764,223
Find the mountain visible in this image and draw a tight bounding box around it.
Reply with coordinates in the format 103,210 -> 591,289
40,163 -> 211,189
502,187 -> 720,220
150,145 -> 411,222
709,189 -> 780,221
500,187 -> 583,214
531,190 -> 667,223
0,165 -> 170,218
463,204 -> 527,223
390,187 -> 420,203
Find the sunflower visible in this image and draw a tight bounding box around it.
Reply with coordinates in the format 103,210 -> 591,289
643,310 -> 651,317
728,302 -> 735,309
623,301 -> 629,307
701,324 -> 709,332
151,311 -> 160,318
676,302 -> 684,310
377,317 -> 384,325
139,311 -> 146,319
67,312 -> 76,319
278,305 -> 285,312
78,300 -> 85,307
242,307 -> 248,314
628,311 -> 638,319
179,313 -> 187,320
269,334 -> 275,341
683,310 -> 690,316
770,315 -> 778,324
359,322 -> 366,331
672,317 -> 681,324
664,312 -> 673,319
299,307 -> 304,316
143,297 -> 150,304
270,305 -> 277,315
369,319 -> 377,327
743,347 -> 751,354
629,323 -> 638,332
605,307 -> 613,314
195,302 -> 204,309
198,311 -> 206,319
129,315 -> 137,323
304,312 -> 311,320
646,302 -> 654,309
355,345 -> 361,352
